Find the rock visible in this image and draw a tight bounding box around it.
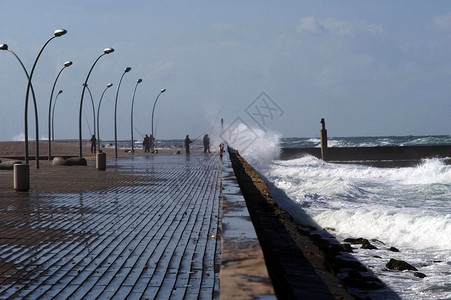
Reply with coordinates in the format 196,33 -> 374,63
414,272 -> 426,278
386,258 -> 417,271
344,238 -> 377,249
0,161 -> 23,170
344,237 -> 367,244
361,240 -> 378,250
389,247 -> 400,252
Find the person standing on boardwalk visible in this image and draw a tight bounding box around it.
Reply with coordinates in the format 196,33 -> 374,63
143,134 -> 150,152
184,134 -> 192,154
90,135 -> 97,153
203,134 -> 211,153
219,143 -> 224,159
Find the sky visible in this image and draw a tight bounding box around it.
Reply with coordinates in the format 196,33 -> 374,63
1,1 -> 451,142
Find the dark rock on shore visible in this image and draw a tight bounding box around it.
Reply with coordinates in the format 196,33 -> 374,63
361,240 -> 378,250
389,247 -> 400,252
386,258 -> 417,271
344,238 -> 378,250
414,272 -> 427,278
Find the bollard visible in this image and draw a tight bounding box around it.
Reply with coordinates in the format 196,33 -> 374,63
320,118 -> 327,161
14,163 -> 30,191
96,152 -> 106,170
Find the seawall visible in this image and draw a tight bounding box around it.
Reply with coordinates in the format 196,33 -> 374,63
280,145 -> 451,167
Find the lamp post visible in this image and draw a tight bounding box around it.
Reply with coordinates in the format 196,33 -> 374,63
114,67 -> 132,158
24,29 -> 67,170
130,79 -> 142,155
97,83 -> 113,153
0,44 -> 38,147
151,88 -> 166,152
48,61 -> 72,160
51,90 -> 63,141
82,83 -> 96,145
79,47 -> 114,158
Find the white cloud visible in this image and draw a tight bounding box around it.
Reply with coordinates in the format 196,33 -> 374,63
433,13 -> 451,30
297,16 -> 385,37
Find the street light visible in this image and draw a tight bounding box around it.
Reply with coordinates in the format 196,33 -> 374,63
114,67 -> 132,158
79,47 -> 114,158
82,83 -> 96,147
97,83 -> 113,153
130,79 -> 142,155
51,90 -> 63,141
24,28 -> 67,169
151,88 -> 166,151
0,44 -> 39,152
48,61 -> 72,160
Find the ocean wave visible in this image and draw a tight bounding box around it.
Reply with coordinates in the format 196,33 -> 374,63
314,208 -> 451,250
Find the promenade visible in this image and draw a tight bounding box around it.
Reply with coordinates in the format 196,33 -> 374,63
0,141 -> 274,299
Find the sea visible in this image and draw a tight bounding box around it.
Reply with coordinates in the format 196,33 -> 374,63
235,134 -> 451,300
114,134 -> 451,299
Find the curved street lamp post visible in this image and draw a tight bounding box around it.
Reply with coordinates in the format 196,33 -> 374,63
51,90 -> 63,141
79,48 -> 114,158
151,88 -> 166,152
0,43 -> 39,155
48,61 -> 72,160
130,79 -> 142,155
83,83 -> 97,144
114,67 -> 132,158
24,29 -> 67,169
97,83 -> 113,153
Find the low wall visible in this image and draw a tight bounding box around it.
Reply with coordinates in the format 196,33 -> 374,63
280,145 -> 451,167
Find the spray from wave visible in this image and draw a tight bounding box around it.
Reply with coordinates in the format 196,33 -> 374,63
221,122 -> 281,169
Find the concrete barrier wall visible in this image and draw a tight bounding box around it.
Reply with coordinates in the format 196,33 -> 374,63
280,145 -> 451,162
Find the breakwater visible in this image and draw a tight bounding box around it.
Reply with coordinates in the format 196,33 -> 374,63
280,145 -> 451,167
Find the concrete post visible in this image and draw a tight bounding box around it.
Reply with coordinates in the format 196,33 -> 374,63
96,152 -> 106,170
14,164 -> 30,191
320,118 -> 327,161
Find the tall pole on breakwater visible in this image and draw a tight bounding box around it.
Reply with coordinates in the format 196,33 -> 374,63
320,118 -> 327,161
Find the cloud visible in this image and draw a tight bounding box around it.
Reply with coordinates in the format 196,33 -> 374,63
433,13 -> 451,30
297,16 -> 385,37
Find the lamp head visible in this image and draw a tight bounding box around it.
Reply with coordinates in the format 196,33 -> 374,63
58,90 -> 63,94
137,79 -> 142,83
104,48 -> 114,54
124,67 -> 132,73
54,29 -> 67,37
0,44 -> 8,50
64,61 -> 72,67
107,83 -> 113,88
161,88 -> 166,93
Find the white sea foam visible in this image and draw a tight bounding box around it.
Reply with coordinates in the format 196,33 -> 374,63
314,208 -> 451,250
263,151 -> 451,298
